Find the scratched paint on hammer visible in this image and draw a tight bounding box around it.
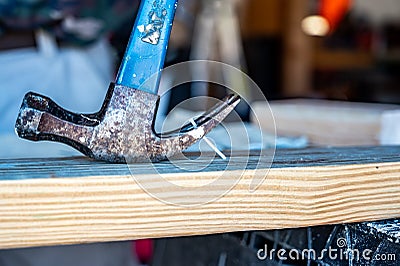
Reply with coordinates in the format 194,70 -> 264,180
138,0 -> 168,45
116,0 -> 178,94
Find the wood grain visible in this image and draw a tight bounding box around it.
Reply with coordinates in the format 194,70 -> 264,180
0,147 -> 400,249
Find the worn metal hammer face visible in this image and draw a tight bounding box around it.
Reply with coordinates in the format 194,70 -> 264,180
15,0 -> 240,163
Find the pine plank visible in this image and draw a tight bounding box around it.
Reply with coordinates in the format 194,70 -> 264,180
0,146 -> 399,249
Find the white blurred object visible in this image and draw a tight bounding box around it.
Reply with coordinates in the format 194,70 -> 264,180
380,111 -> 400,145
62,16 -> 104,41
0,30 -> 114,158
301,15 -> 330,37
0,31 -> 113,135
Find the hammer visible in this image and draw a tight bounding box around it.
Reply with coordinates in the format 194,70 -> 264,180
15,0 -> 240,163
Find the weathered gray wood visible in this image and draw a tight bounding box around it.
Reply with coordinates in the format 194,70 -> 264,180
1,146 -> 399,180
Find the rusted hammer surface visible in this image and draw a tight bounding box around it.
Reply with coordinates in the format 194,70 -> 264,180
16,84 -> 239,163
14,0 -> 240,163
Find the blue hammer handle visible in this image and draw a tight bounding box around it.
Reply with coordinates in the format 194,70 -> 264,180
116,0 -> 178,95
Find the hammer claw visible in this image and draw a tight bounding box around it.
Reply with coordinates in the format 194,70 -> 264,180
159,94 -> 240,137
149,94 -> 240,161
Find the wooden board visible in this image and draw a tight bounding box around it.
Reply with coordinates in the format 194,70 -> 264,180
251,99 -> 400,146
0,146 -> 400,249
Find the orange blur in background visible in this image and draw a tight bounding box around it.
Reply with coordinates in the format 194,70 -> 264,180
320,0 -> 352,31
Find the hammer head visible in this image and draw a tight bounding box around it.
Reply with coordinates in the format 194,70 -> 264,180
15,83 -> 240,163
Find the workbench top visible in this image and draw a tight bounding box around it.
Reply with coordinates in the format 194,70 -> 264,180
0,146 -> 399,249
1,146 -> 399,180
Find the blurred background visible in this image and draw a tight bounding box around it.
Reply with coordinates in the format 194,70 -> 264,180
161,0 -> 400,104
0,0 -> 400,265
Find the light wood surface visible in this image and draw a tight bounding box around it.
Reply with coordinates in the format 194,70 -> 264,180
0,147 -> 400,249
252,99 -> 400,146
